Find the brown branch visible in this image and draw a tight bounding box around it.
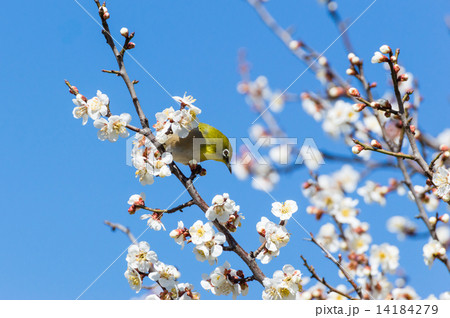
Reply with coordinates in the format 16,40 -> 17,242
397,159 -> 450,271
104,220 -> 137,244
309,233 -> 364,299
136,200 -> 195,214
92,1 -> 267,285
301,255 -> 358,300
386,58 -> 433,179
353,139 -> 416,160
325,0 -> 354,54
246,0 -> 348,90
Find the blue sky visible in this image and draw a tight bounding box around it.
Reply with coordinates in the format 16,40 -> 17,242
0,0 -> 449,299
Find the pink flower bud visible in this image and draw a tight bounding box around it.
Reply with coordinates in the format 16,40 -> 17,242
352,103 -> 366,112
409,125 -> 416,134
370,101 -> 380,109
379,45 -> 391,54
429,216 -> 437,225
127,42 -> 136,49
120,27 -> 129,37
302,181 -> 312,189
440,213 -> 449,223
350,56 -> 360,64
369,82 -> 377,88
288,40 -> 302,50
348,87 -> 360,97
69,86 -> 79,95
346,68 -> 356,76
347,53 -> 356,61
439,145 -> 449,152
103,12 -> 110,20
390,55 -> 397,62
300,92 -> 310,100
398,74 -> 409,82
318,56 -> 328,66
371,139 -> 382,149
352,145 -> 364,154
371,51 -> 388,63
328,86 -> 344,98
393,64 -> 400,73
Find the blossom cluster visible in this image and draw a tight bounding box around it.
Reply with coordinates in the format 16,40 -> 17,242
200,261 -> 249,299
72,90 -> 132,142
124,240 -> 199,300
262,265 -> 304,300
153,94 -> 201,144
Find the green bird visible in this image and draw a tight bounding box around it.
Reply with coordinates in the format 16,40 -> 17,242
165,123 -> 233,173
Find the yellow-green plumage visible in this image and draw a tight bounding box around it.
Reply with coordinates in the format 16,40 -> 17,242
165,123 -> 233,173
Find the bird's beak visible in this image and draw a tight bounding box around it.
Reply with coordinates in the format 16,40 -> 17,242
226,161 -> 232,174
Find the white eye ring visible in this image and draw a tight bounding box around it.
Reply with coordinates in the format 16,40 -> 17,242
223,149 -> 229,157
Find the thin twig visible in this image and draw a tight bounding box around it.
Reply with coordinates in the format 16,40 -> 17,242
301,255 -> 358,300
135,200 -> 195,214
104,220 -> 137,244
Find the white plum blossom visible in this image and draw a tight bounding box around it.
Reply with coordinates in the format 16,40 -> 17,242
316,223 -> 340,253
125,241 -> 158,273
273,265 -> 303,293
200,261 -> 248,299
127,192 -> 146,214
436,226 -> 450,247
249,124 -> 271,146
322,100 -> 359,138
371,51 -> 388,64
140,213 -> 166,231
423,239 -> 446,267
440,292 -> 450,300
72,94 -> 89,125
148,261 -> 181,289
327,285 -> 350,300
153,102 -> 200,144
169,221 -> 188,249
387,216 -> 417,240
257,217 -> 290,252
128,193 -> 145,206
369,243 -> 399,274
436,129 -> 450,147
271,200 -> 298,221
87,90 -> 109,120
146,149 -> 173,178
124,267 -> 142,293
262,266 -> 303,301
357,181 -> 387,206
392,286 -> 419,300
256,248 -> 280,264
331,197 -> 359,225
433,166 -> 450,199
205,193 -> 239,223
94,113 -> 131,142
193,232 -> 226,265
173,93 -> 202,115
333,165 -> 360,193
302,97 -> 324,121
189,220 -> 214,245
131,147 -> 155,186
345,226 -> 372,254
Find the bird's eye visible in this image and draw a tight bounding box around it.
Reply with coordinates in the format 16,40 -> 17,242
223,149 -> 229,157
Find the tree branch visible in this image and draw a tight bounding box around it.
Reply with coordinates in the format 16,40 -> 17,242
104,220 -> 137,244
301,255 -> 358,300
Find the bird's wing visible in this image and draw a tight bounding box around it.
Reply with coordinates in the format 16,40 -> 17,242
165,127 -> 205,165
